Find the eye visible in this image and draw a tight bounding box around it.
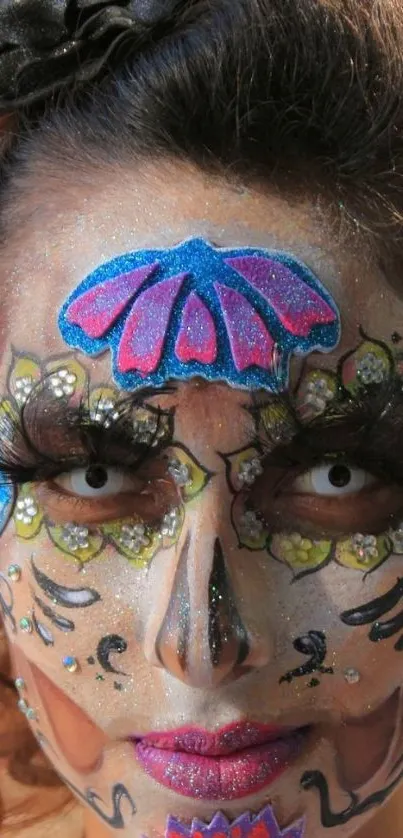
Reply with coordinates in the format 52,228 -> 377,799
54,464 -> 140,498
292,463 -> 375,496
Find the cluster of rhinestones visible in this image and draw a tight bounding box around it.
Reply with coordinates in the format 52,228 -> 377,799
14,376 -> 34,406
133,410 -> 168,446
239,510 -> 264,541
168,458 -> 191,487
15,496 -> 38,525
356,352 -> 388,385
391,524 -> 403,554
238,456 -> 263,486
161,509 -> 181,538
61,523 -> 90,552
90,397 -> 120,428
304,377 -> 334,414
351,533 -> 379,563
119,523 -> 150,553
48,368 -> 77,398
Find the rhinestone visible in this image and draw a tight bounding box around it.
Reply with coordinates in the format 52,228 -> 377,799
168,458 -> 191,487
15,497 -> 38,525
90,397 -> 120,428
344,667 -> 361,685
25,707 -> 38,721
62,655 -> 79,673
391,525 -> 403,554
351,533 -> 378,563
238,456 -> 263,486
119,523 -> 150,553
133,410 -> 168,446
7,564 -> 21,582
61,523 -> 90,552
239,510 -> 264,540
161,508 -> 181,538
17,698 -> 28,714
14,677 -> 26,691
19,616 -> 33,634
305,378 -> 334,413
48,368 -> 77,399
356,352 -> 388,385
14,376 -> 34,406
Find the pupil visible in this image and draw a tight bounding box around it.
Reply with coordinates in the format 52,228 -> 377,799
85,465 -> 108,489
328,464 -> 351,488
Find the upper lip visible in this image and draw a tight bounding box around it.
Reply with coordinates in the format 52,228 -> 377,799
130,721 -> 303,756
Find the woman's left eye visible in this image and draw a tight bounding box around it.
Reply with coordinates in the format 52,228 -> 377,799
291,463 -> 376,496
53,464 -> 142,498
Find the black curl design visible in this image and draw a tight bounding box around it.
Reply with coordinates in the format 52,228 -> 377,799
0,0 -> 184,111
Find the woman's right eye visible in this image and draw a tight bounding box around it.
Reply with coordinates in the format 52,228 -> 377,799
53,464 -> 143,499
291,463 -> 376,497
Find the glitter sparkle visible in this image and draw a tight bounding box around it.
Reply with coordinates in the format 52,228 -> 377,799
165,805 -> 305,838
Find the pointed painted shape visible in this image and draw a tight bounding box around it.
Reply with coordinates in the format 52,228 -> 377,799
215,283 -> 274,371
175,292 -> 217,364
117,273 -> 187,375
65,263 -> 158,338
226,256 -> 336,336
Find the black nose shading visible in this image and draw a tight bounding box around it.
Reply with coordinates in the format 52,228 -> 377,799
208,537 -> 250,670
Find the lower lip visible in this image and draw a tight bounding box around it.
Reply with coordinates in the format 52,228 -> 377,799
134,729 -> 307,800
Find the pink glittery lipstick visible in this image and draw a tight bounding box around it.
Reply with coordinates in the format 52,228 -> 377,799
132,721 -> 308,800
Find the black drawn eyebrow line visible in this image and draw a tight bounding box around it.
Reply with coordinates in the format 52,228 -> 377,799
31,558 -> 101,608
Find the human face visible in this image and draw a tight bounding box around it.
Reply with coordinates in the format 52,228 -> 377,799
1,162 -> 403,838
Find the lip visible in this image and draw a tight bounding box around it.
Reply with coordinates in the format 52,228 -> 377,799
131,721 -> 309,800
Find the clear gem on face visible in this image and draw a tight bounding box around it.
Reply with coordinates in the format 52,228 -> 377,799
344,667 -> 361,684
168,458 -> 191,487
351,533 -> 379,563
356,352 -> 388,385
14,376 -> 34,406
17,698 -> 28,714
48,368 -> 77,399
15,496 -> 38,525
390,524 -> 403,554
25,707 -> 38,721
160,508 -> 181,538
133,409 -> 168,446
14,677 -> 26,691
305,378 -> 335,414
239,510 -> 264,541
238,456 -> 263,486
8,564 -> 22,582
62,655 -> 79,673
90,397 -> 120,428
19,616 -> 33,634
119,523 -> 150,553
61,523 -> 90,552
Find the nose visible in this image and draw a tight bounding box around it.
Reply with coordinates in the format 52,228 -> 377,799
144,517 -> 273,687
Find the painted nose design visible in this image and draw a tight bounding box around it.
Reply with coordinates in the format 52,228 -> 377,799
153,534 -> 252,687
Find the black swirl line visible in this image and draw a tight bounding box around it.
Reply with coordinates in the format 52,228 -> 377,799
0,572 -> 16,633
301,764 -> 403,827
32,611 -> 54,647
59,772 -> 136,829
31,558 -> 101,608
280,630 -> 333,684
97,635 -> 128,675
341,578 -> 403,626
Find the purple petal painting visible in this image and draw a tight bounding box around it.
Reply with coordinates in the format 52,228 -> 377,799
59,238 -> 340,392
165,806 -> 305,838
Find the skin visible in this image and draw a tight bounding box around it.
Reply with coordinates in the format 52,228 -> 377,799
1,161 -> 403,838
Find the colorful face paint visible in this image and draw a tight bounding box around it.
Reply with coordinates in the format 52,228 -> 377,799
165,806 -> 305,838
59,238 -> 340,392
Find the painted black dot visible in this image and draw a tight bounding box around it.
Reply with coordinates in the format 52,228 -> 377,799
308,677 -> 320,688
328,464 -> 351,488
85,464 -> 108,489
391,331 -> 402,344
87,656 -> 95,665
114,682 -> 123,691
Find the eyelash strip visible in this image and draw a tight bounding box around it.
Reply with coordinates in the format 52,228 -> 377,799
252,375 -> 403,486
0,385 -> 174,487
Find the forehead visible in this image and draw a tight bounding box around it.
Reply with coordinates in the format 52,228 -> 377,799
0,162 -> 400,382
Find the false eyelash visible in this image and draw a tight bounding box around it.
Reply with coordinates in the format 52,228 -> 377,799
253,374 -> 403,484
0,381 -> 175,487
